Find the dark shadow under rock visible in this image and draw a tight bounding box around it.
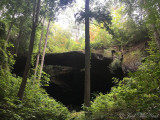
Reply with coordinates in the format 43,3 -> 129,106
13,51 -> 124,110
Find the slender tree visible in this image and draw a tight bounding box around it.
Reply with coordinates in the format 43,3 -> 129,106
17,0 -> 41,100
6,18 -> 14,43
38,0 -> 60,81
33,16 -> 46,83
84,0 -> 90,107
38,19 -> 51,81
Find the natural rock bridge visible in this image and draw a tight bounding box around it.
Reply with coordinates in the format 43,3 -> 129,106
13,51 -> 124,110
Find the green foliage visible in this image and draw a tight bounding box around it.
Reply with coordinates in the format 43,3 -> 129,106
40,71 -> 50,86
86,40 -> 160,120
0,1 -> 32,55
0,70 -> 70,120
45,23 -> 85,53
110,4 -> 148,48
70,40 -> 84,51
89,24 -> 112,50
91,41 -> 104,49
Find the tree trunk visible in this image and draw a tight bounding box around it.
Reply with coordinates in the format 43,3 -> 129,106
38,20 -> 51,81
151,24 -> 160,51
6,13 -> 15,43
3,17 -> 14,70
17,0 -> 41,100
6,22 -> 13,43
15,30 -> 22,55
84,0 -> 90,107
158,3 -> 160,14
33,17 -> 46,84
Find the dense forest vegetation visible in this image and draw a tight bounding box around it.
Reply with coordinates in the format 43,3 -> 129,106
0,0 -> 160,119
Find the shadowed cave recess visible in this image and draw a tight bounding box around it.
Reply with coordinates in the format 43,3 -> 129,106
13,51 -> 124,110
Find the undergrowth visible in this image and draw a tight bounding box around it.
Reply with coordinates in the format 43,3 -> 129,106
0,44 -> 70,120
0,70 -> 70,120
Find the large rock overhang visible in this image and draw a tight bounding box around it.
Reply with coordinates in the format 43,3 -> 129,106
43,51 -> 124,108
13,51 -> 124,109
